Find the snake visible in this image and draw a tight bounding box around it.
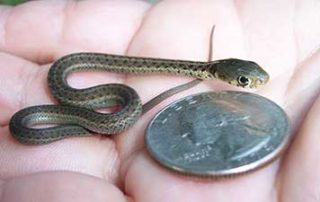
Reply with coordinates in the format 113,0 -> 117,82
9,52 -> 269,144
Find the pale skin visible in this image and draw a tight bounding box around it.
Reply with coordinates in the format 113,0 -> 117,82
0,0 -> 320,201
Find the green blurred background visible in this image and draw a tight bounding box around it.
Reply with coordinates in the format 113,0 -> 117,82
0,0 -> 26,5
0,0 -> 159,6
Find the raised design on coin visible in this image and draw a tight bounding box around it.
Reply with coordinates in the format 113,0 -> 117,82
145,91 -> 290,177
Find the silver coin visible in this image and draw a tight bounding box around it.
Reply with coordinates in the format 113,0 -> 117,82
145,91 -> 290,177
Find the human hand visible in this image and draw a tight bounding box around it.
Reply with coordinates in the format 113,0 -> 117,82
0,1 -> 320,201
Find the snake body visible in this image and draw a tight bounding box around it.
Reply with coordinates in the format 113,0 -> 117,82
9,52 -> 269,144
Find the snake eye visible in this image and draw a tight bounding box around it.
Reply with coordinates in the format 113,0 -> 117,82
237,76 -> 251,87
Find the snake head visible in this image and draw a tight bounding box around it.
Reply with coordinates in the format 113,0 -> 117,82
207,58 -> 269,88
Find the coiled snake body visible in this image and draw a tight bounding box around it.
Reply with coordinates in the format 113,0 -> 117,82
9,53 -> 269,144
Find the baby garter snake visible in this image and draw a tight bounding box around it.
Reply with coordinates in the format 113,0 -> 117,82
9,52 -> 269,144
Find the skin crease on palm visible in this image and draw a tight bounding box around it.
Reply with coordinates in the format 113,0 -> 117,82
0,0 -> 320,201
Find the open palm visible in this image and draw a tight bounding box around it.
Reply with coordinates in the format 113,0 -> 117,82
1,1 -> 320,202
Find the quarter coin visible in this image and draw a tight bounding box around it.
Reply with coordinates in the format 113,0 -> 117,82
145,91 -> 290,177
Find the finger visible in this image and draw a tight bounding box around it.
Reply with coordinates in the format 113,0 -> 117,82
1,171 -> 127,202
284,48 -> 320,131
0,0 -> 149,63
0,52 -> 48,125
125,152 -> 277,202
280,93 -> 320,201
